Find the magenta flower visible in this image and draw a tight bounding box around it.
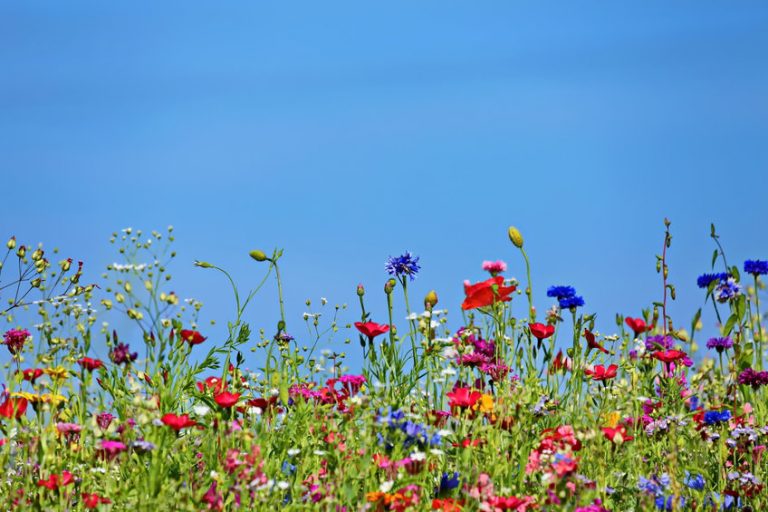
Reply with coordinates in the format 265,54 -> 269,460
481,260 -> 508,275
3,328 -> 30,355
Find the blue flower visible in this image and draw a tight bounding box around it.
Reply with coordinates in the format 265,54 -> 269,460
714,278 -> 741,303
281,461 -> 297,475
706,337 -> 733,353
684,471 -> 705,490
744,259 -> 768,276
437,472 -> 460,494
385,252 -> 421,280
655,495 -> 684,510
547,285 -> 576,299
703,410 -> 731,425
697,272 -> 729,288
558,295 -> 585,309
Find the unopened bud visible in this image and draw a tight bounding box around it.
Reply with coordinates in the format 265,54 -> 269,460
384,278 -> 396,295
16,245 -> 26,258
277,320 -> 286,332
194,260 -> 214,269
31,248 -> 43,261
356,284 -> 365,297
6,236 -> 16,250
424,290 -> 438,309
508,226 -> 524,248
60,258 -> 72,272
31,277 -> 42,288
249,250 -> 268,262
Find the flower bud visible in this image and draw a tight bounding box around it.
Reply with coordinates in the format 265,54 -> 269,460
31,248 -> 43,261
384,278 -> 396,295
194,260 -> 214,269
356,284 -> 365,297
16,245 -> 26,258
508,226 -> 524,248
424,290 -> 438,309
60,258 -> 72,272
6,236 -> 16,250
249,250 -> 268,262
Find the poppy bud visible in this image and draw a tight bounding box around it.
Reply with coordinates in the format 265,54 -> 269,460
194,260 -> 214,268
508,226 -> 524,248
424,290 -> 438,309
249,250 -> 268,262
357,284 -> 365,297
384,278 -> 396,295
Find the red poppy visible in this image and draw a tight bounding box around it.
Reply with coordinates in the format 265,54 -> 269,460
625,317 -> 653,336
602,425 -> 634,443
20,368 -> 44,383
354,322 -> 390,339
584,329 -> 609,354
161,413 -> 197,431
213,391 -> 240,408
82,493 -> 112,509
432,498 -> 464,511
197,376 -> 225,394
461,276 -> 516,310
446,387 -> 482,410
584,364 -> 618,381
551,350 -> 571,372
652,350 -> 687,364
0,397 -> 27,419
529,323 -> 555,341
180,329 -> 206,345
78,357 -> 104,372
37,471 -> 74,490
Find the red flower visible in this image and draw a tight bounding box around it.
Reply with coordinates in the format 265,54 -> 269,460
20,368 -> 44,383
180,329 -> 206,345
529,323 -> 555,341
354,322 -> 390,339
78,357 -> 104,372
446,387 -> 482,410
82,493 -> 112,509
0,397 -> 27,419
602,425 -> 634,443
551,350 -> 572,373
584,329 -> 609,354
214,391 -> 240,408
37,471 -> 74,490
584,364 -> 618,381
461,276 -> 516,311
432,498 -> 464,511
197,376 -> 225,394
625,317 -> 653,336
652,350 -> 687,364
161,413 -> 197,431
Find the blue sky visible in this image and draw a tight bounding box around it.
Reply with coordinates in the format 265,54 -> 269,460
1,2 -> 767,370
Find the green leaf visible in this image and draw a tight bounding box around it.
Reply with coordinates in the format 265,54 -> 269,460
731,265 -> 740,283
724,313 -> 739,336
711,223 -> 716,238
736,294 -> 747,321
711,249 -> 719,269
691,308 -> 701,336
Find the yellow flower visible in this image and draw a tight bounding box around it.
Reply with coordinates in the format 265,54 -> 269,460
474,394 -> 495,414
604,411 -> 621,428
40,394 -> 67,407
11,391 -> 38,402
44,366 -> 70,380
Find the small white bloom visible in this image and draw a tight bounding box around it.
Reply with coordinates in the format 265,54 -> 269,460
380,480 -> 394,493
276,481 -> 290,490
287,448 -> 301,456
437,429 -> 453,437
193,405 -> 211,417
410,451 -> 426,461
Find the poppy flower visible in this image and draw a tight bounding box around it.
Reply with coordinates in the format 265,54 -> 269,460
461,276 -> 516,311
584,364 -> 618,381
161,413 -> 197,431
214,391 -> 241,408
180,329 -> 206,345
529,323 -> 555,341
584,329 -> 609,354
551,350 -> 572,373
36,471 -> 74,490
20,368 -> 44,383
82,493 -> 112,509
446,387 -> 482,410
602,425 -> 634,444
354,322 -> 390,339
652,350 -> 687,364
625,317 -> 653,336
78,357 -> 104,372
432,498 -> 465,511
197,376 -> 225,394
0,397 -> 27,419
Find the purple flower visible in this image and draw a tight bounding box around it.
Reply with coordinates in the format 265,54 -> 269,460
645,335 -> 674,351
737,368 -> 768,389
109,342 -> 138,365
706,337 -> 733,353
385,252 -> 421,281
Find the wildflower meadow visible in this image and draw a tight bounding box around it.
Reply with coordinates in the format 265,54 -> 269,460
0,220 -> 766,511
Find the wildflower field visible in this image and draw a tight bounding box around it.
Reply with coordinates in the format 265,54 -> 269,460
1,221 -> 767,511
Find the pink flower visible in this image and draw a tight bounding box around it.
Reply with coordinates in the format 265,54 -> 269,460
3,328 -> 30,355
481,260 -> 508,275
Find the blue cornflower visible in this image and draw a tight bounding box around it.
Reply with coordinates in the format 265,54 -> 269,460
744,259 -> 768,276
703,410 -> 731,425
714,278 -> 741,303
656,495 -> 684,511
281,461 -> 297,475
385,252 -> 420,281
638,476 -> 662,495
547,285 -> 576,299
697,272 -> 729,289
684,471 -> 705,490
558,295 -> 585,309
706,337 -> 733,353
437,472 -> 460,495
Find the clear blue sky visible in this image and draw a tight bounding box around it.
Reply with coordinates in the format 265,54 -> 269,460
2,2 -> 767,370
